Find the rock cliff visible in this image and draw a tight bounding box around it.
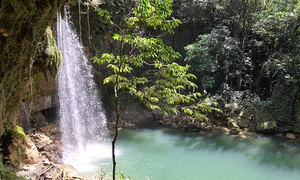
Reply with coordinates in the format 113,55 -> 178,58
0,0 -> 68,167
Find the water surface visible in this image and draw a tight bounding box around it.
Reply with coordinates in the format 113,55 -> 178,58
111,127 -> 300,180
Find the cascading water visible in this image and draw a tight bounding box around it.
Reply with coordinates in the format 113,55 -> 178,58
56,8 -> 111,173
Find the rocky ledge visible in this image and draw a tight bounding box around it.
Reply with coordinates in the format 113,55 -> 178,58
15,122 -> 81,179
160,113 -> 300,142
13,118 -> 110,180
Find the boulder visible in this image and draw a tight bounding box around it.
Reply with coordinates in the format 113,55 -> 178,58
237,111 -> 252,128
195,122 -> 206,130
227,118 -> 241,134
22,137 -> 43,165
256,121 -> 277,133
286,133 -> 296,140
224,102 -> 240,118
171,123 -> 178,128
237,118 -> 250,128
227,118 -> 239,129
30,133 -> 53,150
203,123 -> 213,131
238,132 -> 247,139
7,126 -> 41,166
186,122 -> 199,132
57,164 -> 78,176
230,127 -> 241,135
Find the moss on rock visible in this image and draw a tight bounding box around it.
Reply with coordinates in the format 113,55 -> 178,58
0,0 -> 67,167
8,126 -> 27,167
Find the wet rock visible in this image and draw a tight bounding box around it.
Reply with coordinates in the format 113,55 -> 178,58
286,133 -> 296,140
220,127 -> 231,134
238,132 -> 247,139
16,101 -> 31,133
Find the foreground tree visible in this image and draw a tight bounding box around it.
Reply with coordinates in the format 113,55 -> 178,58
93,0 -> 219,179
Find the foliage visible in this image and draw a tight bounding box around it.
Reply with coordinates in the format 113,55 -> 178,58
185,26 -> 252,91
0,165 -> 23,180
253,0 -> 300,130
184,34 -> 215,90
93,0 -> 220,179
116,173 -> 131,180
181,0 -> 299,130
0,151 -> 25,180
93,0 -> 217,117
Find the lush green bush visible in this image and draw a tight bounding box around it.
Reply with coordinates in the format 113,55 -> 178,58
0,155 -> 24,180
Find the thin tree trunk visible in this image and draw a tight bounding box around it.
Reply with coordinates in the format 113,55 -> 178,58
112,38 -> 124,180
112,85 -> 119,180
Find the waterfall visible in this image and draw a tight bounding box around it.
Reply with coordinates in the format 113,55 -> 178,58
56,7 -> 108,171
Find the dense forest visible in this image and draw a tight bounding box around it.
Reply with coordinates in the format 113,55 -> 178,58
0,0 -> 299,179
71,0 -> 300,134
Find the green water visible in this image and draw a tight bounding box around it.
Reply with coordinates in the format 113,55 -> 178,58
108,127 -> 300,180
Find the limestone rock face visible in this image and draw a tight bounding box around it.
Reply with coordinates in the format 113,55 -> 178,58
0,0 -> 67,140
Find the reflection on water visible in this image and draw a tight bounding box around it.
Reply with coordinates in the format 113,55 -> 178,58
114,127 -> 300,180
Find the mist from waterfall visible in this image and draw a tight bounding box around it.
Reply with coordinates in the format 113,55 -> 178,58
56,7 -> 110,173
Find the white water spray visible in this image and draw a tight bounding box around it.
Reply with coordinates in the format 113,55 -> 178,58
57,8 -> 111,173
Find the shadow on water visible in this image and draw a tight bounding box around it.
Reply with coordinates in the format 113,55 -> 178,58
118,127 -> 300,170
